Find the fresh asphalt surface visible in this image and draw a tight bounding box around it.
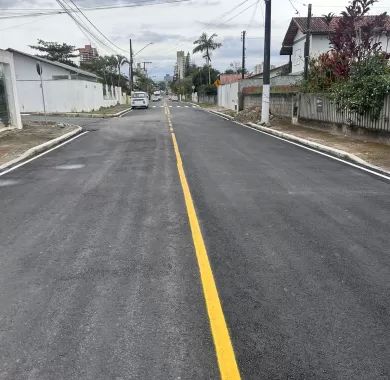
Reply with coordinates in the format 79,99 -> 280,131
1,100 -> 389,379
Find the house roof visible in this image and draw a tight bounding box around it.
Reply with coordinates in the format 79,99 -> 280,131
7,48 -> 98,78
280,15 -> 390,55
219,73 -> 247,85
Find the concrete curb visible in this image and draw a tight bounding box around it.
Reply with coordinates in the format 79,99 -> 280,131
0,125 -> 83,172
247,122 -> 390,176
208,109 -> 235,120
26,107 -> 132,119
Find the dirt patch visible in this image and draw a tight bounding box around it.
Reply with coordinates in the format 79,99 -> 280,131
267,122 -> 390,172
0,122 -> 78,166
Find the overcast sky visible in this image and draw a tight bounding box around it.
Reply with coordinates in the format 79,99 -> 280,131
0,0 -> 387,79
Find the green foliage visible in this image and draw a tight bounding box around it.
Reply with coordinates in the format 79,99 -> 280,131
134,69 -> 155,93
192,65 -> 219,91
81,55 -> 129,92
300,0 -> 390,118
330,55 -> 390,119
30,39 -> 78,67
198,84 -> 217,96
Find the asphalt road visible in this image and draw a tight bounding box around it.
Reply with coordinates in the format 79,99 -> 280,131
1,101 -> 389,379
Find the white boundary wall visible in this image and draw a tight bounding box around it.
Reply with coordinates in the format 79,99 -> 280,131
218,82 -> 239,111
0,50 -> 22,128
16,79 -> 123,113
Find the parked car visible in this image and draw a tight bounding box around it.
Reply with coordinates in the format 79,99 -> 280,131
171,95 -> 179,102
131,92 -> 149,109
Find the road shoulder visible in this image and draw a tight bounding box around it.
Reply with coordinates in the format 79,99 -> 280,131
201,107 -> 390,175
0,122 -> 82,172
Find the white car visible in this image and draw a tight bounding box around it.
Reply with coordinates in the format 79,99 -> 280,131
131,92 -> 149,109
151,94 -> 160,102
171,95 -> 179,102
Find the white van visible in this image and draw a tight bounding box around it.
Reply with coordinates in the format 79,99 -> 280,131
131,92 -> 149,109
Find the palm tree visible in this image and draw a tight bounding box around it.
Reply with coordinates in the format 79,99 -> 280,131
114,54 -> 129,88
193,33 -> 222,84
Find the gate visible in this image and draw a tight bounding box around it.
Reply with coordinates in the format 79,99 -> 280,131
0,64 -> 9,126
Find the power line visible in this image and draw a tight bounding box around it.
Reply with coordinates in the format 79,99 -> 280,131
288,0 -> 300,15
217,1 -> 260,27
0,0 -> 191,20
66,0 -> 128,54
55,0 -> 119,56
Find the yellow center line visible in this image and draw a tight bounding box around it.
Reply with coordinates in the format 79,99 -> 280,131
165,105 -> 241,380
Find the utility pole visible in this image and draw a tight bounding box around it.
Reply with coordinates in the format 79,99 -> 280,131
142,61 -> 152,81
129,38 -> 133,94
303,3 -> 312,80
241,30 -> 246,79
260,0 -> 271,125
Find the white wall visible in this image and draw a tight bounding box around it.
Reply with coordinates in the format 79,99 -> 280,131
0,50 -> 22,128
218,82 -> 239,111
17,79 -> 122,113
12,54 -> 72,81
291,30 -> 306,74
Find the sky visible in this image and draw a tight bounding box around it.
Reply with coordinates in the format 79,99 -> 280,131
0,0 -> 388,80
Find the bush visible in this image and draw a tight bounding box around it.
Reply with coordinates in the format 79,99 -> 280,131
198,84 -> 217,96
329,55 -> 390,119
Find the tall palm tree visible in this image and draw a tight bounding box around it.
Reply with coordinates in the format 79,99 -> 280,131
193,33 -> 222,84
114,54 -> 129,88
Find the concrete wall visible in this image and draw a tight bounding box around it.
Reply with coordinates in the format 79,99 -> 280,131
198,94 -> 217,105
17,79 -> 122,113
0,50 -> 22,128
243,93 -> 293,118
218,82 -> 239,110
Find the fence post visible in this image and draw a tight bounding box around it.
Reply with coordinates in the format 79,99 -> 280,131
292,93 -> 300,125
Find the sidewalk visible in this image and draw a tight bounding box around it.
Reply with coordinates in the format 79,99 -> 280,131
205,105 -> 390,173
0,122 -> 80,167
23,104 -> 132,118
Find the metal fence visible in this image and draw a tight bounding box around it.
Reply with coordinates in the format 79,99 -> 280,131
299,93 -> 390,132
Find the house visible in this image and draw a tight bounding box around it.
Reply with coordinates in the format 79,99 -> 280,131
7,48 -> 124,113
280,15 -> 390,74
0,49 -> 22,129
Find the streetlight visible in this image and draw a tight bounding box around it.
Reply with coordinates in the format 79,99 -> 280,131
134,42 -> 153,57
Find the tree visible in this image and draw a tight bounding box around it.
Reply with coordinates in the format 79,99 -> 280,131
113,55 -> 128,88
134,68 -> 155,94
193,33 -> 222,84
81,55 -> 129,93
29,39 -> 78,67
328,0 -> 388,78
192,65 -> 220,92
302,0 -> 388,90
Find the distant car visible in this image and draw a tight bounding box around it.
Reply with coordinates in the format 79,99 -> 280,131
171,95 -> 179,102
151,94 -> 160,102
131,92 -> 149,109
